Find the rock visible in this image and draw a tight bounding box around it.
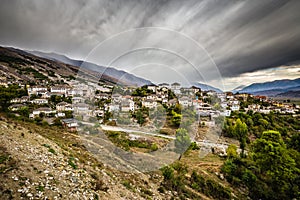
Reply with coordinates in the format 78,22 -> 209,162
219,173 -> 224,180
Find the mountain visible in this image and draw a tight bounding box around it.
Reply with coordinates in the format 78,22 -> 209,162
193,82 -> 223,93
29,50 -> 152,86
0,46 -> 86,83
235,78 -> 300,97
232,85 -> 246,93
276,90 -> 300,98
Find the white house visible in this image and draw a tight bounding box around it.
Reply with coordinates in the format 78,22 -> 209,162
73,103 -> 90,114
167,99 -> 177,107
36,90 -> 48,97
192,100 -> 202,109
31,98 -> 49,105
158,83 -> 170,89
147,85 -> 157,93
50,86 -> 69,94
27,86 -> 48,96
220,102 -> 228,109
162,98 -> 168,104
93,109 -> 104,117
171,82 -> 181,94
230,104 -> 240,111
171,82 -> 181,90
146,94 -> 157,101
142,99 -> 157,109
108,103 -> 120,112
190,86 -> 201,94
56,102 -> 73,111
178,97 -> 193,107
55,112 -> 66,118
221,110 -> 231,117
96,85 -> 112,93
121,99 -> 135,112
96,93 -> 109,100
72,97 -> 85,104
31,107 -> 55,117
10,96 -> 29,103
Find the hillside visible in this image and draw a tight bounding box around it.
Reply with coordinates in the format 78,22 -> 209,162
0,117 -> 164,199
0,46 -> 151,86
29,50 -> 152,86
0,115 -> 243,200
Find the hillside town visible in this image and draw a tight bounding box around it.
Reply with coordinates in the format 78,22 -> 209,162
3,78 -> 299,133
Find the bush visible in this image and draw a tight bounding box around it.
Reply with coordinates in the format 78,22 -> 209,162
68,157 -> 77,169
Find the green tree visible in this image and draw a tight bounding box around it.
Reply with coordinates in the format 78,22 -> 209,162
18,106 -> 29,117
136,110 -> 145,125
161,165 -> 174,181
226,144 -> 238,158
258,118 -> 269,128
252,130 -> 298,199
0,85 -> 26,111
174,128 -> 191,160
171,110 -> 182,127
234,119 -> 248,157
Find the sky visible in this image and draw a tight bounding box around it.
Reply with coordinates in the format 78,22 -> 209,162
0,0 -> 300,90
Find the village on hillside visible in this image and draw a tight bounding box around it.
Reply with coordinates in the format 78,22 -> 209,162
2,77 -> 299,133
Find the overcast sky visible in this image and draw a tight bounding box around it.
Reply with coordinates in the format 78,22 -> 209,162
0,0 -> 300,90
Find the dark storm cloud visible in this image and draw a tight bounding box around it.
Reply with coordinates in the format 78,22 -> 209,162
0,0 -> 299,85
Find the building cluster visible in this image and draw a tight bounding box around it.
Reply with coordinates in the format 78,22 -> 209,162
6,80 -> 299,132
244,95 -> 299,114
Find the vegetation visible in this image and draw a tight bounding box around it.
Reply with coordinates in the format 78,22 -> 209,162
190,171 -> 232,199
0,85 -> 27,111
105,131 -> 159,152
174,128 -> 191,160
160,162 -> 232,199
221,130 -> 300,199
0,73 -> 299,199
132,86 -> 152,96
223,111 -> 300,146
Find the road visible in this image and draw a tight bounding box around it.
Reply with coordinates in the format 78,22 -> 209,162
100,125 -> 231,152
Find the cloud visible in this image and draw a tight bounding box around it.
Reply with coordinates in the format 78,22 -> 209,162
0,0 -> 299,88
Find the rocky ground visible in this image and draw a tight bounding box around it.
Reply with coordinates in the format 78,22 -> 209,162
0,115 -> 241,200
0,117 -> 170,200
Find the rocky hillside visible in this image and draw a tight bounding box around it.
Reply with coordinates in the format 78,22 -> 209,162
29,50 -> 153,87
0,46 -> 151,86
0,115 -> 243,200
0,116 -> 166,200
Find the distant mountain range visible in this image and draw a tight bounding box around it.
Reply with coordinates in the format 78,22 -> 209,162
29,51 -> 152,86
2,46 -> 298,98
193,82 -> 223,93
232,85 -> 247,93
234,78 -> 300,98
26,50 -> 226,92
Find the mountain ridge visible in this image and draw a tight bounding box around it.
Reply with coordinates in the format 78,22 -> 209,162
234,78 -> 300,97
28,50 -> 152,87
192,82 -> 223,93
